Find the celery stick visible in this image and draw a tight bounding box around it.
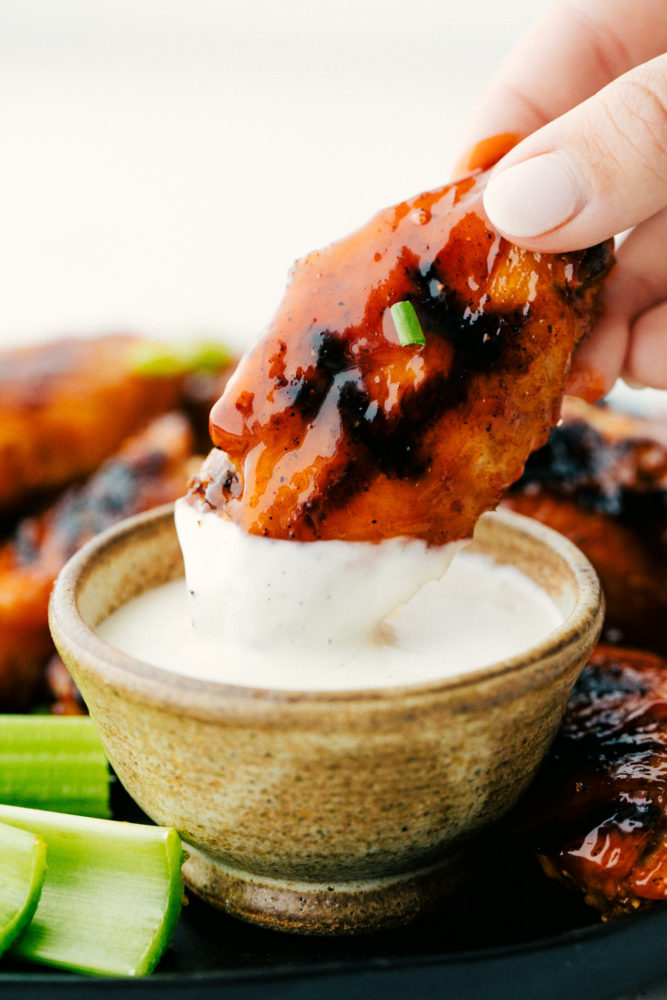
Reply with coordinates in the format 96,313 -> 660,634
0,821 -> 46,956
0,804 -> 183,977
0,716 -> 110,817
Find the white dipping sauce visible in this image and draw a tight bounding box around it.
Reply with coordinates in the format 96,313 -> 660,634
96,499 -> 563,690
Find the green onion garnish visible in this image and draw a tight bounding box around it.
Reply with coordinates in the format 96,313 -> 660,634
129,338 -> 233,377
390,301 -> 426,346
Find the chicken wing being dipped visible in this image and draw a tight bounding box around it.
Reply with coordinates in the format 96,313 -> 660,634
189,149 -> 612,544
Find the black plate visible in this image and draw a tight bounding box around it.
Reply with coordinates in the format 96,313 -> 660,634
2,784 -> 667,1000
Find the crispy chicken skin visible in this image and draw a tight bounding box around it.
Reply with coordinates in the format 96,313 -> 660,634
190,157 -> 612,543
0,413 -> 193,709
504,398 -> 667,654
0,335 -> 188,512
521,646 -> 667,918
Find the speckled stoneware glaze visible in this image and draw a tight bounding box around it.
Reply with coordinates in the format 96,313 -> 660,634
49,505 -> 603,935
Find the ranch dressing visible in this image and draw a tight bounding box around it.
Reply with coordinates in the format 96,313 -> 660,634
96,499 -> 563,690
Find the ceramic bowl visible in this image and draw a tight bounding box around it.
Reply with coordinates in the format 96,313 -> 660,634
49,505 -> 603,935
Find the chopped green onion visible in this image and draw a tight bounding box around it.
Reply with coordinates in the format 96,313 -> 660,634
129,338 -> 233,377
0,822 -> 46,957
390,300 -> 426,346
0,716 -> 110,818
0,804 -> 184,977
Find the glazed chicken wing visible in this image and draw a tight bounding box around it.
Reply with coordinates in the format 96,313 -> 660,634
504,398 -> 667,654
0,413 -> 194,709
190,158 -> 612,543
521,645 -> 667,918
0,334 -> 231,513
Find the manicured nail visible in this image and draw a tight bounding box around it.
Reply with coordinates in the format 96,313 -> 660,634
483,153 -> 584,237
622,374 -> 648,391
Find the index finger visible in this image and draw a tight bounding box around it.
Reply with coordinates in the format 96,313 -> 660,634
457,0 -> 667,166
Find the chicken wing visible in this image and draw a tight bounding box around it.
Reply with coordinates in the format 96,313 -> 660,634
504,398 -> 667,654
190,159 -> 612,543
0,334 -> 231,513
0,413 -> 194,709
521,645 -> 667,918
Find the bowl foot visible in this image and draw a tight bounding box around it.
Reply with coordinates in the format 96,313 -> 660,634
182,843 -> 470,935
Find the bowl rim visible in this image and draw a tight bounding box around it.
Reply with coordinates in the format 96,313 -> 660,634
49,503 -> 604,707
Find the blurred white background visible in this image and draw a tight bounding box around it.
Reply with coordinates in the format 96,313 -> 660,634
0,0 -> 551,352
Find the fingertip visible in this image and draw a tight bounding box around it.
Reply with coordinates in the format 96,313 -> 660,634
567,311 -> 630,403
482,152 -> 585,241
565,362 -> 613,404
480,54 -> 667,251
452,133 -> 522,177
624,302 -> 667,391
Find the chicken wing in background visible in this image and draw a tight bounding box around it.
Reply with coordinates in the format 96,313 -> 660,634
0,333 -> 232,515
504,398 -> 667,655
0,412 -> 196,709
521,645 -> 667,918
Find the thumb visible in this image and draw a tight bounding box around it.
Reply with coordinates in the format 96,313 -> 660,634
482,53 -> 667,251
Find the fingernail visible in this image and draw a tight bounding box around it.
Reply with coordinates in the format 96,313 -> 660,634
483,153 -> 585,237
453,133 -> 521,176
622,374 -> 648,390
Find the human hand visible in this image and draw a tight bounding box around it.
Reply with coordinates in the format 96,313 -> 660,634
457,0 -> 667,399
